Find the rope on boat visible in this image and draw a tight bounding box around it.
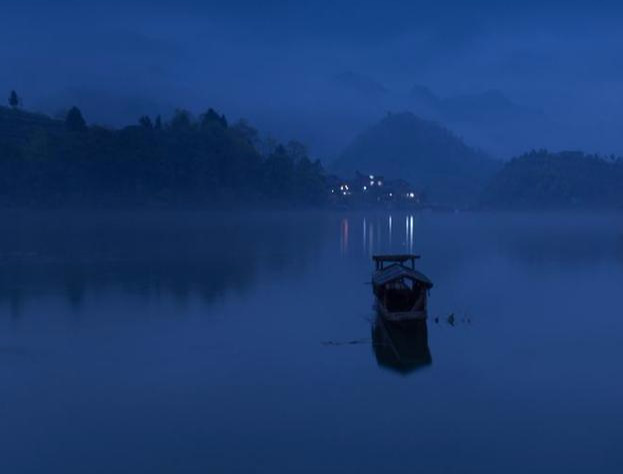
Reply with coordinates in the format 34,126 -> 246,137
321,338 -> 371,346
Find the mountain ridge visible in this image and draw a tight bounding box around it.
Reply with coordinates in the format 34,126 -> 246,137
331,111 -> 501,206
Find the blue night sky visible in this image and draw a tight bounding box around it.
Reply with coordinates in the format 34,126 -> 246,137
3,0 -> 623,157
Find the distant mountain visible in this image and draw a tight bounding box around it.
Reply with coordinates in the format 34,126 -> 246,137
331,112 -> 501,206
409,85 -> 528,119
408,85 -> 548,157
410,85 -> 439,109
332,71 -> 389,98
481,150 -> 623,209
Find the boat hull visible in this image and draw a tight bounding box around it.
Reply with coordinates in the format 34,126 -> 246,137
375,300 -> 428,323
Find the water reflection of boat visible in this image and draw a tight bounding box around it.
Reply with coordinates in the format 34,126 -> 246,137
372,317 -> 432,374
372,254 -> 433,323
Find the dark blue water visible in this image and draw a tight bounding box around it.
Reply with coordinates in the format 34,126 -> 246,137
1,211 -> 622,473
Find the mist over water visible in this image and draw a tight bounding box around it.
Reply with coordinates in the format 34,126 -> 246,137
1,211 -> 622,473
3,2 -> 623,472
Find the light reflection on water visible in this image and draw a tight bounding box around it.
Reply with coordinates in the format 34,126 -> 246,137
371,316 -> 432,375
341,214 -> 418,257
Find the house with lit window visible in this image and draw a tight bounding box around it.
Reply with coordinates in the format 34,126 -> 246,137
327,171 -> 422,208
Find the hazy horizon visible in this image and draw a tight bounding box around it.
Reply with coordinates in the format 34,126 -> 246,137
4,1 -> 623,160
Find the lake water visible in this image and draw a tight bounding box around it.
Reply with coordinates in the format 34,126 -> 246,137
1,211 -> 622,473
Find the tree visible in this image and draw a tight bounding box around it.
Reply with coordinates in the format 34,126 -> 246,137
154,115 -> 162,130
294,157 -> 326,205
139,116 -> 153,129
169,109 -> 193,131
286,140 -> 308,162
65,107 -> 87,132
200,108 -> 227,129
262,144 -> 295,199
232,119 -> 259,146
8,90 -> 20,109
257,135 -> 279,158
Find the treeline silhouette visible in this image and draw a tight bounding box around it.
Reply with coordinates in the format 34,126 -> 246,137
481,149 -> 623,209
0,102 -> 327,208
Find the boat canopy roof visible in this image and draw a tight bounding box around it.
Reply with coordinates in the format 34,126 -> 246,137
372,254 -> 420,263
373,264 -> 433,289
373,254 -> 420,270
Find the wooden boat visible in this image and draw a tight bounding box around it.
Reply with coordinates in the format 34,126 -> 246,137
372,254 -> 433,323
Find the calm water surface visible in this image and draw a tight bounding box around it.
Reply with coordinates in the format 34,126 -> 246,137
1,211 -> 622,473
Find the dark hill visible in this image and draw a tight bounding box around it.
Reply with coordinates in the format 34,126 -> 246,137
0,106 -> 327,208
331,112 -> 500,206
0,106 -> 63,145
481,150 -> 623,209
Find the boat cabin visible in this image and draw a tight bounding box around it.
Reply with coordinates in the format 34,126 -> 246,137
372,254 -> 433,322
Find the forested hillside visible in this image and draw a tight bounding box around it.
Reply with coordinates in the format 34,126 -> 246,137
0,105 -> 326,208
480,150 -> 623,209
